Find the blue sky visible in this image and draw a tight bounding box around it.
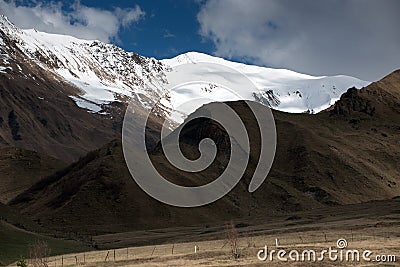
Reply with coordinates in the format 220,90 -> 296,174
79,0 -> 214,59
1,0 -> 400,80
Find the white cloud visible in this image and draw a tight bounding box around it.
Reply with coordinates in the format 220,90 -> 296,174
0,0 -> 145,43
197,0 -> 400,81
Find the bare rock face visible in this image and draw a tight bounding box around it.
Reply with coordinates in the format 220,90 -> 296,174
332,87 -> 376,116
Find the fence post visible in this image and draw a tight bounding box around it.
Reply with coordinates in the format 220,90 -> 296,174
104,251 -> 109,262
114,250 -> 116,261
127,248 -> 129,259
172,244 -> 175,255
61,256 -> 63,266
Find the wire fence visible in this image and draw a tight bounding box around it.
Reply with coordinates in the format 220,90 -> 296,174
16,226 -> 398,266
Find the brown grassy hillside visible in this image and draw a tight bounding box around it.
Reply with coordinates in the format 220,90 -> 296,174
9,70 -> 400,236
0,147 -> 65,203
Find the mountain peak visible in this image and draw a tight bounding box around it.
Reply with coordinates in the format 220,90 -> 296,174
0,14 -> 10,23
0,14 -> 20,34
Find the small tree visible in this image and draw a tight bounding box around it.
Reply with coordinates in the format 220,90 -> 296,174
225,221 -> 240,259
29,241 -> 51,267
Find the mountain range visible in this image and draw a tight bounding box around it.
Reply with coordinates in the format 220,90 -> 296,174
0,14 -> 369,117
0,14 -> 399,262
0,14 -> 372,160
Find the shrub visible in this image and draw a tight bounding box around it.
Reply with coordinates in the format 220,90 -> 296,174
16,258 -> 27,267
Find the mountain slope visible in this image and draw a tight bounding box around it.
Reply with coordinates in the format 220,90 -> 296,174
0,41 -> 121,162
0,220 -> 89,265
9,70 -> 400,235
0,15 -> 131,162
0,147 -> 65,203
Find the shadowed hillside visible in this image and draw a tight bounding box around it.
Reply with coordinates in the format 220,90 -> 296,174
0,147 -> 66,203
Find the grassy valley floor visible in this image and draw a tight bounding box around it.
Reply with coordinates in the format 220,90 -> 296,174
5,198 -> 399,267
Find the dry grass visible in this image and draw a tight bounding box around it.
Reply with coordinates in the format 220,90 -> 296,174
38,224 -> 399,267
6,199 -> 399,266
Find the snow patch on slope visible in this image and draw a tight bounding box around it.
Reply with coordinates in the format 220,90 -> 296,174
69,96 -> 102,113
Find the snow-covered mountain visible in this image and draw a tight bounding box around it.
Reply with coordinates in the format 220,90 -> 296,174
0,14 -> 370,122
161,52 -> 370,119
0,15 -> 167,114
